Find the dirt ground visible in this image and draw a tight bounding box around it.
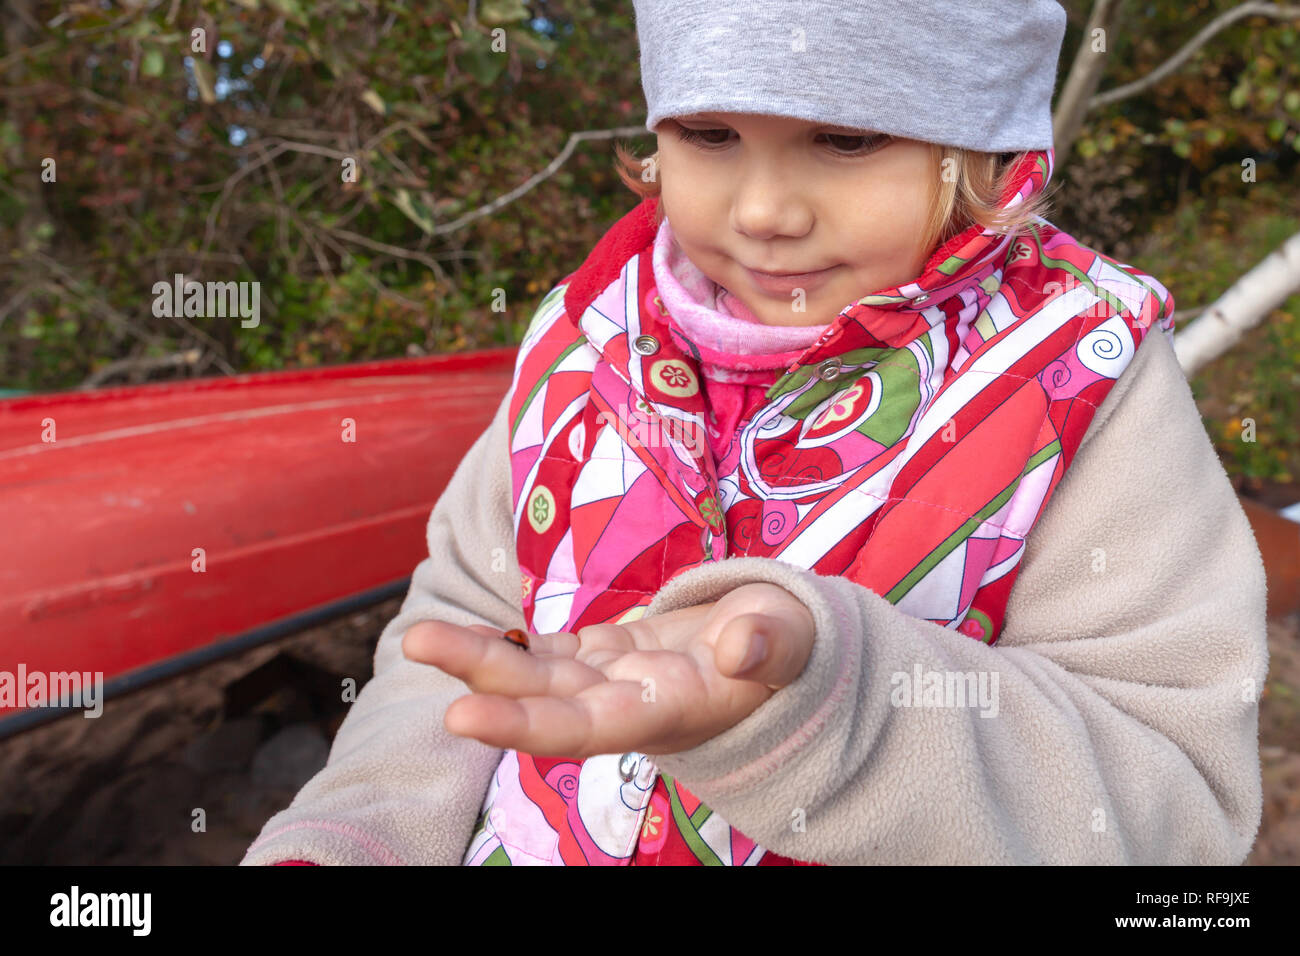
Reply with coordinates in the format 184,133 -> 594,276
2,599 -> 1298,865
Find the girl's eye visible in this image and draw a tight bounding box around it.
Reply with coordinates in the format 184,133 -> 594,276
674,124 -> 891,156
817,132 -> 892,155
675,126 -> 732,148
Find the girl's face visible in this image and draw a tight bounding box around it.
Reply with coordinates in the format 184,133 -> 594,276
656,111 -> 940,327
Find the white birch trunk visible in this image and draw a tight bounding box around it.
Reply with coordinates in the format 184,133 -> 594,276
1173,230 -> 1300,378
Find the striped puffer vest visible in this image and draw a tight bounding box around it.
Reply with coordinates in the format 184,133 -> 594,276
462,149 -> 1175,865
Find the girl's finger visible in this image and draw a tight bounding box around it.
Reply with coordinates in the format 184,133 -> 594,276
716,609 -> 815,689
402,621 -> 604,698
528,629 -> 581,659
447,624 -> 580,659
446,672 -> 689,758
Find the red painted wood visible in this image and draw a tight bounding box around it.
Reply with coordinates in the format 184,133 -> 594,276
0,349 -> 517,718
1239,496 -> 1300,621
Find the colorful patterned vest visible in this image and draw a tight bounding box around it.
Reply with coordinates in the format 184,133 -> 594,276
462,149 -> 1175,865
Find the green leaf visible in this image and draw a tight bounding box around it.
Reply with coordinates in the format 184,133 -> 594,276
267,0 -> 307,23
480,0 -> 530,24
142,48 -> 165,78
514,30 -> 558,58
390,188 -> 437,234
1285,91 -> 1300,113
1229,83 -> 1250,110
127,20 -> 160,40
1077,137 -> 1098,159
1267,117 -> 1286,141
1205,127 -> 1225,146
1172,139 -> 1192,158
459,30 -> 505,86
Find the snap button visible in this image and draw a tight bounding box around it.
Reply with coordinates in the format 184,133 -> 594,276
816,357 -> 843,382
632,335 -> 659,356
618,752 -> 640,782
913,292 -> 930,304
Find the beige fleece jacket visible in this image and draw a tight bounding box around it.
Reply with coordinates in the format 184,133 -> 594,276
240,326 -> 1268,866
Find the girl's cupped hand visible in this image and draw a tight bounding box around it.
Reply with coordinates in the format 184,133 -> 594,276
401,582 -> 815,759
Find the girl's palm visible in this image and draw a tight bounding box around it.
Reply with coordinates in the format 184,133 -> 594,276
401,582 -> 814,759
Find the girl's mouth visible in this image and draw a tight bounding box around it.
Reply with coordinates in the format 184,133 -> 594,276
742,263 -> 838,296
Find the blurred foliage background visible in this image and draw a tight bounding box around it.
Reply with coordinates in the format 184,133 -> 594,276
0,0 -> 1298,488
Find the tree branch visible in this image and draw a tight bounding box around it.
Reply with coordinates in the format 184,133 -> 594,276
1173,229 -> 1300,377
1090,2 -> 1300,109
1052,0 -> 1125,160
324,226 -> 451,279
199,139 -> 353,262
430,124 -> 649,236
30,251 -> 160,345
80,349 -> 204,389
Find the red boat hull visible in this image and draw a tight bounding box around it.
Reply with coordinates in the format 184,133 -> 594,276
0,349 -> 517,729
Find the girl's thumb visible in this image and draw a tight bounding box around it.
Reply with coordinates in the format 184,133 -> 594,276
718,609 -> 814,688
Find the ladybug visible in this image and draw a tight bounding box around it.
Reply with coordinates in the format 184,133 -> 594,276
502,628 -> 531,651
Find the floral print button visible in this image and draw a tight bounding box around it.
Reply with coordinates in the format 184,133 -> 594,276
651,359 -> 698,397
527,485 -> 556,534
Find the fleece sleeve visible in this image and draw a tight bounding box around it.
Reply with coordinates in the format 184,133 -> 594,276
239,396 -> 521,866
644,327 -> 1269,864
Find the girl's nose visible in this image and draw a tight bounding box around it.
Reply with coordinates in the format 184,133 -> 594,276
729,166 -> 814,241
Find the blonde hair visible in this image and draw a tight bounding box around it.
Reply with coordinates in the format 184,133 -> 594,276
612,138 -> 1057,259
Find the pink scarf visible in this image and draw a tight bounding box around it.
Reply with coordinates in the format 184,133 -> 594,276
651,217 -> 829,460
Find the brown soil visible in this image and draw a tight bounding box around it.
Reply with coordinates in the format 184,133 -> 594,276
2,601 -> 1298,865
0,600 -> 394,865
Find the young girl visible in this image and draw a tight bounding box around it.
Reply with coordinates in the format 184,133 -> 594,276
243,0 -> 1268,866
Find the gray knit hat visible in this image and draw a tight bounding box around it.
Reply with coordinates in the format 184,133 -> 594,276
632,0 -> 1067,153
